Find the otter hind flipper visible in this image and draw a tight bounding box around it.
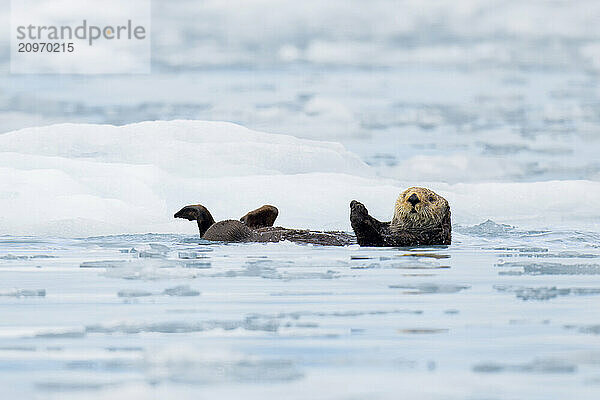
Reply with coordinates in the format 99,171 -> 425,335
350,200 -> 388,247
174,204 -> 216,237
240,205 -> 279,228
203,220 -> 256,242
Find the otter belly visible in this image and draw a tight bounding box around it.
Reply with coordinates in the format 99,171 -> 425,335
385,226 -> 451,247
202,220 -> 256,242
202,222 -> 355,246
256,227 -> 356,246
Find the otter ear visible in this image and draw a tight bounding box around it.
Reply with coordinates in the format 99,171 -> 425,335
240,205 -> 278,228
174,205 -> 206,221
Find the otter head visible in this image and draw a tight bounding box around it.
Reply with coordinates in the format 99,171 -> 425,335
174,204 -> 216,236
391,187 -> 449,231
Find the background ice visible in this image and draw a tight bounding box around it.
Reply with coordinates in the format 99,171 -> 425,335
1,120 -> 598,236
0,1 -> 599,184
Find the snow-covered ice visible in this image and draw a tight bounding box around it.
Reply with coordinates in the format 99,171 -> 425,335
1,121 -> 599,237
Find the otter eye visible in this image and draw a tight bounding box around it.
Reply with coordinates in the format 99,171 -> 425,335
428,196 -> 435,202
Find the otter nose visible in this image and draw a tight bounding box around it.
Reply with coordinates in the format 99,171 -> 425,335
407,193 -> 420,206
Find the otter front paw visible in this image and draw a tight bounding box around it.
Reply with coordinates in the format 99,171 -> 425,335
350,200 -> 368,218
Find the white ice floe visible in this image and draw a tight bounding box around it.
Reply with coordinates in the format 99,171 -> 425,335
0,120 -> 598,236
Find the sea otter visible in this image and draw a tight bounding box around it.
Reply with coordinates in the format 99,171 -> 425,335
175,187 -> 450,247
350,187 -> 451,246
174,204 -> 355,246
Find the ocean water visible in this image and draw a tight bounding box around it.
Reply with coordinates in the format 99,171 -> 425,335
1,0 -> 600,398
1,227 -> 600,399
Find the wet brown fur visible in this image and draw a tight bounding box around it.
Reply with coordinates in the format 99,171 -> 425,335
175,204 -> 355,246
176,187 -> 450,247
350,187 -> 451,247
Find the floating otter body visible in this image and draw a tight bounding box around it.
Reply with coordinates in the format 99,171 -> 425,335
174,204 -> 355,246
350,187 -> 451,247
175,187 -> 450,247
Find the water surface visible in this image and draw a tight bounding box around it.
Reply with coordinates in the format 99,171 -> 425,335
1,225 -> 599,399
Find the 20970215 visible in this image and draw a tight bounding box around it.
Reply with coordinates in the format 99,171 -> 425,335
17,42 -> 74,52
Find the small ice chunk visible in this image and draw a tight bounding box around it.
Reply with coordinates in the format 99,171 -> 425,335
579,325 -> 600,335
473,358 -> 576,374
497,262 -> 600,276
119,248 -> 137,253
0,288 -> 46,297
149,243 -> 170,252
184,261 -> 211,269
0,254 -> 28,260
389,283 -> 470,294
457,219 -> 515,236
80,260 -> 126,268
178,251 -> 210,259
138,251 -> 166,258
34,329 -> 85,339
117,289 -> 154,297
163,285 -> 200,297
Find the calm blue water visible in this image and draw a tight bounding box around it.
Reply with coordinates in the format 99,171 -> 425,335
0,227 -> 600,399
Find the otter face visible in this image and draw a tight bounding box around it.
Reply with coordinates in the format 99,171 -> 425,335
391,187 -> 449,230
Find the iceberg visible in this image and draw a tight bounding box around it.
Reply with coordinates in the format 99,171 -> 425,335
0,120 -> 598,237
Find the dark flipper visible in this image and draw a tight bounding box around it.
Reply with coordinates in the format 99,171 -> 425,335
174,204 -> 216,236
350,200 -> 389,246
240,205 -> 279,228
